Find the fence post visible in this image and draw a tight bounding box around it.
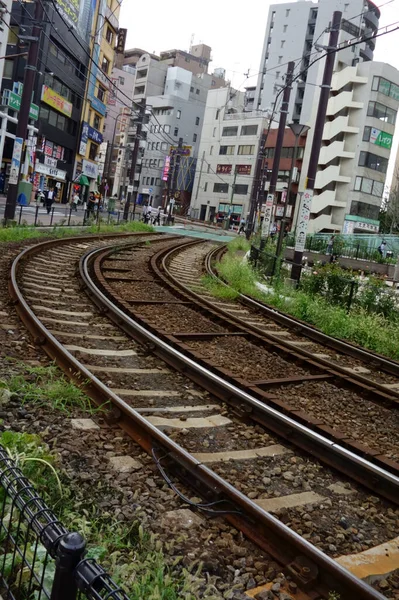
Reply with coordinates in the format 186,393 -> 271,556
34,205 -> 39,226
50,532 -> 86,600
68,206 -> 72,226
355,243 -> 360,260
117,210 -> 120,224
18,205 -> 23,225
50,207 -> 55,226
347,280 -> 357,312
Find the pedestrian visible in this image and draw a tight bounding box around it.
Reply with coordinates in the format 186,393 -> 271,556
45,187 -> 55,214
108,195 -> 117,214
72,192 -> 80,212
87,192 -> 96,217
142,203 -> 148,222
378,240 -> 387,258
270,223 -> 277,240
152,207 -> 161,225
326,235 -> 335,255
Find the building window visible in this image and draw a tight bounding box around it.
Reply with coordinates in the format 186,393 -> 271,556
156,142 -> 160,150
93,114 -> 101,130
161,142 -> 167,151
234,184 -> 249,195
358,151 -> 388,173
207,164 -> 210,173
367,101 -> 397,125
222,126 -> 238,136
119,76 -> 125,85
210,146 -> 213,155
97,85 -> 106,102
238,145 -> 255,155
213,127 -> 217,137
3,59 -> 13,79
204,182 -> 208,192
281,40 -> 285,48
156,178 -> 161,186
158,159 -> 163,167
350,201 -> 380,220
174,127 -> 179,136
196,88 -> 200,94
150,177 -> 154,185
89,142 -> 98,160
176,109 -> 181,119
193,133 -> 197,142
278,55 -> 283,63
216,109 -> 220,120
195,116 -> 200,126
372,76 -> 399,101
241,125 -> 258,136
105,27 -> 113,45
354,176 -> 384,197
7,26 -> 18,45
283,25 -> 287,33
213,183 -> 229,193
219,145 -> 235,155
286,9 -> 290,17
101,56 -> 110,74
164,125 -> 170,133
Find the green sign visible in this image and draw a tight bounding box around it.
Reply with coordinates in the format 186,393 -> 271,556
6,90 -> 39,121
370,127 -> 393,150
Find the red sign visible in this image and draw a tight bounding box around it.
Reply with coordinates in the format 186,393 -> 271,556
216,164 -> 232,174
236,164 -> 251,175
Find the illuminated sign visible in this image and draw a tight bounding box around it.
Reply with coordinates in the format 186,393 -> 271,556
41,85 -> 72,117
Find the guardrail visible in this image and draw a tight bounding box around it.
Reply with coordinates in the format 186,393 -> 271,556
0,443 -> 129,600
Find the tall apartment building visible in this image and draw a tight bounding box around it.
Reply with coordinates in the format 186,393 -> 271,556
124,44 -> 228,208
189,87 -> 269,223
254,0 -> 380,124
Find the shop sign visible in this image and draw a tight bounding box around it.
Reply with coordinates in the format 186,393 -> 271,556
3,89 -> 39,120
79,122 -> 89,156
41,85 -> 72,118
162,156 -> 171,181
55,0 -> 80,29
295,190 -> 313,252
82,159 -> 99,179
44,156 -> 58,167
96,69 -> 109,89
87,124 -> 103,144
9,137 -> 23,185
170,145 -> 191,156
261,194 -> 274,237
90,95 -> 107,116
236,164 -> 251,175
369,127 -> 393,150
344,219 -> 379,233
35,162 -> 67,181
217,164 -> 232,174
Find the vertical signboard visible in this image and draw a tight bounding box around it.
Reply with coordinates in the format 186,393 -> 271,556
294,190 -> 313,252
9,137 -> 23,185
261,194 -> 274,237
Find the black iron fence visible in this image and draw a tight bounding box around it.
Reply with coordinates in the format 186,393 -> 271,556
0,444 -> 129,600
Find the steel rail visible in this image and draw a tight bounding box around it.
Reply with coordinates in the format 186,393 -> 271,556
90,242 -> 399,503
7,235 -> 390,600
209,245 -> 399,378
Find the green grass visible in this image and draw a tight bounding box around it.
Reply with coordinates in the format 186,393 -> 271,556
211,250 -> 399,361
1,363 -> 102,415
0,220 -> 154,244
200,274 -> 239,300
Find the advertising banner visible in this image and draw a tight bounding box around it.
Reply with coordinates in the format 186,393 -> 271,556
55,0 -> 80,30
87,124 -> 103,144
216,164 -> 232,174
295,190 -> 313,252
162,156 -> 171,181
369,127 -> 393,150
79,122 -> 89,156
9,137 -> 23,185
261,193 -> 274,237
82,159 -> 99,179
41,85 -> 72,117
236,164 -> 251,175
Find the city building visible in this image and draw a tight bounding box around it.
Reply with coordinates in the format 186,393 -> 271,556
1,0 -> 91,200
304,61 -> 399,233
254,0 -> 380,124
124,44 -> 229,209
189,87 -> 269,223
73,0 -> 124,202
0,0 -> 11,86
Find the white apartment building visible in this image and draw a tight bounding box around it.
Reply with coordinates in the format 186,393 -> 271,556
305,61 -> 399,233
189,88 -> 269,223
255,0 -> 380,125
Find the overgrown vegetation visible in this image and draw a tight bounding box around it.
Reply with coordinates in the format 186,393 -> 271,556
0,365 -> 205,598
210,240 -> 399,360
0,220 -> 154,244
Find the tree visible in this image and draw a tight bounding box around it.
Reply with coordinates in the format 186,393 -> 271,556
379,169 -> 399,234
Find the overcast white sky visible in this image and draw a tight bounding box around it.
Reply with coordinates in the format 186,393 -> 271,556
120,0 -> 399,186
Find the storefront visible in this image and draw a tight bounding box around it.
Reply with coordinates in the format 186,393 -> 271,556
34,162 -> 67,202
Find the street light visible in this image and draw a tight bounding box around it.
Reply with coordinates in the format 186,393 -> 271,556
274,121 -> 310,268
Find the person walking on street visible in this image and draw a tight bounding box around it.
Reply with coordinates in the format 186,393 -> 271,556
326,235 -> 335,255
238,218 -> 246,234
72,192 -> 80,212
45,188 -> 55,214
378,240 -> 387,258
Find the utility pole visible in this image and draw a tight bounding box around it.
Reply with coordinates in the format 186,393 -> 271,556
123,100 -> 146,221
195,151 -> 205,201
291,11 -> 342,282
4,0 -> 44,222
246,130 -> 267,239
167,137 -> 183,224
261,61 -> 295,239
227,166 -> 238,229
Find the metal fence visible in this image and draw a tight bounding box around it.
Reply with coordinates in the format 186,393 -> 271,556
0,444 -> 129,600
11,204 -> 142,228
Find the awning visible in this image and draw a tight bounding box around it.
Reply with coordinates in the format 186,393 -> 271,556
79,175 -> 90,186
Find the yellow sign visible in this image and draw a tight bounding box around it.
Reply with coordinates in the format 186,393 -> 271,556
41,85 -> 72,118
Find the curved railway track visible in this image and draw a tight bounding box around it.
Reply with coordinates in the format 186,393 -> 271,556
8,233 -> 399,600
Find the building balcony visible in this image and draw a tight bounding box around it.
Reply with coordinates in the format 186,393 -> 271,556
363,10 -> 379,32
224,111 -> 265,121
359,44 -> 374,62
315,165 -> 351,190
323,116 -> 359,141
310,190 -> 347,215
308,213 -> 342,233
319,141 -> 356,165
331,67 -> 368,92
327,91 -> 363,117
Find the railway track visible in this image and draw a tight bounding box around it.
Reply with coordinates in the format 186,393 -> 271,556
9,233 -> 399,600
